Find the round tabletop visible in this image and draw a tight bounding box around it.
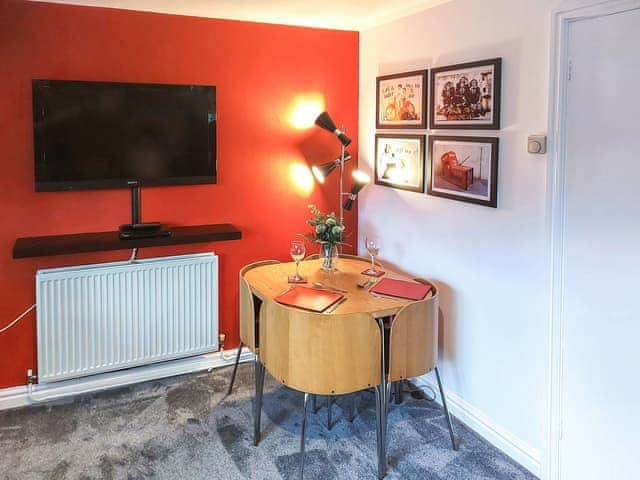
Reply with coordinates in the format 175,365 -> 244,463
244,257 -> 416,317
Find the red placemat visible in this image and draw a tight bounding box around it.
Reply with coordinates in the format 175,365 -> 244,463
275,286 -> 343,313
369,278 -> 431,301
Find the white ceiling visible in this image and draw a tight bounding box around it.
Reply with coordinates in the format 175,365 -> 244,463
31,0 -> 452,30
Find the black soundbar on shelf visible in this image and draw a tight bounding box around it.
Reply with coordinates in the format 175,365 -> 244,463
13,224 -> 241,259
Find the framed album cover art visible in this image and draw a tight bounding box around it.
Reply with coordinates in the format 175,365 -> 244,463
429,58 -> 501,129
376,70 -> 428,129
427,135 -> 498,207
374,134 -> 425,193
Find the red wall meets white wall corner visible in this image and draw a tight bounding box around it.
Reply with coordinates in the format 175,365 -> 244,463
0,0 -> 359,389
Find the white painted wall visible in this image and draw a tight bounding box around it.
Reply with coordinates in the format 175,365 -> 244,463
358,0 -> 564,474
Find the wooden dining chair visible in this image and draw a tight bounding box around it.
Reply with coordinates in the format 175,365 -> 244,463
257,299 -> 387,479
300,252 -> 382,429
227,260 -> 280,396
387,280 -> 458,451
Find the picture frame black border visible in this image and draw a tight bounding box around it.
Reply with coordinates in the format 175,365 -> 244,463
375,70 -> 428,129
427,135 -> 499,208
374,133 -> 426,193
429,58 -> 502,130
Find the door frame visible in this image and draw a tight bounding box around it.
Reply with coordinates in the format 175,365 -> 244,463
545,1 -> 640,479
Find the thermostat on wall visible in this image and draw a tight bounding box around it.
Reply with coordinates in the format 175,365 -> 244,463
528,134 -> 547,154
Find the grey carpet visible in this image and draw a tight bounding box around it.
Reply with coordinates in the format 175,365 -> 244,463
0,363 -> 537,479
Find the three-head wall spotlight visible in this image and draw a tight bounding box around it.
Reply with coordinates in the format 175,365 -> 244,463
311,111 -> 369,224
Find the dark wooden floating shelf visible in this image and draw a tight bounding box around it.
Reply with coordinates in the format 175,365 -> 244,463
13,224 -> 242,259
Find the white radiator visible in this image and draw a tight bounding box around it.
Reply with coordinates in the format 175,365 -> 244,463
35,253 -> 218,383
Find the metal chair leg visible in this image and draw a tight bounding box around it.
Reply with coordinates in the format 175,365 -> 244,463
375,316 -> 388,479
253,358 -> 265,446
350,393 -> 357,422
327,396 -> 333,430
434,366 -> 458,451
300,393 -> 311,480
394,380 -> 403,404
375,384 -> 387,479
227,342 -> 244,395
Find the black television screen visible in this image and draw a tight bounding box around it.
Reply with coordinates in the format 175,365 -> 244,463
32,79 -> 216,191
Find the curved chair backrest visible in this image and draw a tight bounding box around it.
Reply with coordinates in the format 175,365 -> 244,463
388,280 -> 439,382
239,260 -> 280,352
259,299 -> 381,395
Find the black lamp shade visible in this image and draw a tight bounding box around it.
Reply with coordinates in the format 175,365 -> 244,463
311,152 -> 351,183
343,170 -> 370,210
315,111 -> 351,147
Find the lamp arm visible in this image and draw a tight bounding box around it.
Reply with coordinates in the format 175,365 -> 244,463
339,141 -> 345,228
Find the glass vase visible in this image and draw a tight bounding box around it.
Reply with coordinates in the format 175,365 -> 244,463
319,244 -> 339,272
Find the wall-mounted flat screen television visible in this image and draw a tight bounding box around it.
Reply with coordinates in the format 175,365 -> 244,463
32,79 -> 216,192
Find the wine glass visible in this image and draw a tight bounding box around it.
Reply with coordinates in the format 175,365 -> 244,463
364,236 -> 380,275
289,240 -> 306,282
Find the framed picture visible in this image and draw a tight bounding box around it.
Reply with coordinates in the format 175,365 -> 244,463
376,70 -> 428,129
427,135 -> 498,207
429,58 -> 502,129
374,134 -> 425,193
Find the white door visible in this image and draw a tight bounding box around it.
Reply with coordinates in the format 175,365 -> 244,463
560,6 -> 640,480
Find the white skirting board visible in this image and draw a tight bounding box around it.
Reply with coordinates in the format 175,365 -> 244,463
419,375 -> 542,478
0,347 -> 254,412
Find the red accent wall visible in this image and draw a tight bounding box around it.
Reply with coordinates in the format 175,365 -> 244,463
0,1 -> 359,388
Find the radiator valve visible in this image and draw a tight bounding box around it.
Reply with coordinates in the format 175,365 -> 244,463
26,369 -> 38,385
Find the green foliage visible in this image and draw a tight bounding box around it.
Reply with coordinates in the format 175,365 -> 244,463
304,204 -> 345,246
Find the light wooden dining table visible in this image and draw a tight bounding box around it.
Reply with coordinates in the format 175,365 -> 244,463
243,256 -> 428,479
244,256 -> 415,317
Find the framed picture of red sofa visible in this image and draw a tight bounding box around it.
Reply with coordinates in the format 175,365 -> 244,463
375,134 -> 425,193
427,136 -> 499,207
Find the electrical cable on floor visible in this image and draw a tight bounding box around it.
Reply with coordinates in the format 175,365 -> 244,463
402,380 -> 437,401
0,304 -> 36,334
128,248 -> 138,263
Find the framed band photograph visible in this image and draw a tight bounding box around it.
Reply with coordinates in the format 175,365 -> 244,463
376,70 -> 428,129
427,136 -> 498,207
429,58 -> 502,130
374,134 -> 425,193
